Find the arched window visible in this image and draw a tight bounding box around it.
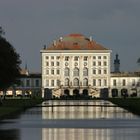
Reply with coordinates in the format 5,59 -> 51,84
83,67 -> 88,76
73,68 -> 79,76
65,78 -> 69,86
65,67 -> 69,76
73,78 -> 79,86
83,78 -> 88,86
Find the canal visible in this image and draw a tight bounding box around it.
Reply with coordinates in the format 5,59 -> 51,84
0,100 -> 140,140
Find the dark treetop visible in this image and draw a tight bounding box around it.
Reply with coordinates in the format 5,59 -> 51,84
0,34 -> 21,91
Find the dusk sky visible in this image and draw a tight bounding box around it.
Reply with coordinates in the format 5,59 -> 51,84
0,0 -> 140,72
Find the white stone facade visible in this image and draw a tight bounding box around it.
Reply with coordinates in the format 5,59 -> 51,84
40,50 -> 111,98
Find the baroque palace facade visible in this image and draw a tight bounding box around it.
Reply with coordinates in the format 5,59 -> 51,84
1,33 -> 140,98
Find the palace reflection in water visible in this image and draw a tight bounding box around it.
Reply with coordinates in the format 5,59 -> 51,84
0,100 -> 140,140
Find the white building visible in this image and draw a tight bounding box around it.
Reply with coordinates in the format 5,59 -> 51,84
40,34 -> 112,98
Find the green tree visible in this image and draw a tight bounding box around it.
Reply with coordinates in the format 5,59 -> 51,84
0,27 -> 21,93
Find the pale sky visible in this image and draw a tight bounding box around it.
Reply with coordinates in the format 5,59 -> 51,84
0,0 -> 140,72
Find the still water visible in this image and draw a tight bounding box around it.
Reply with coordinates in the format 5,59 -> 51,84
0,100 -> 140,140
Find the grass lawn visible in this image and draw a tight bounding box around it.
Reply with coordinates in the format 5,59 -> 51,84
108,98 -> 140,116
0,98 -> 44,120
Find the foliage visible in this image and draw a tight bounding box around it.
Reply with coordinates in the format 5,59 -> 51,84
0,27 -> 21,90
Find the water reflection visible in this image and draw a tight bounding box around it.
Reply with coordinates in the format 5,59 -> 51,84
0,100 -> 140,140
42,100 -> 138,119
42,128 -> 140,140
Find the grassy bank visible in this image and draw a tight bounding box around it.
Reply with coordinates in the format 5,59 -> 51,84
108,98 -> 140,116
0,98 -> 44,120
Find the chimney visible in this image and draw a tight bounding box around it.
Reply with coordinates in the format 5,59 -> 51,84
59,37 -> 63,42
89,36 -> 92,42
53,40 -> 57,46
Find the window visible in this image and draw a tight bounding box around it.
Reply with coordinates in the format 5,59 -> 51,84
74,56 -> 78,61
84,56 -> 88,61
57,69 -> 60,75
98,61 -> 101,66
65,68 -> 70,76
93,62 -> 96,66
98,69 -> 101,74
56,56 -> 60,59
35,79 -> 39,87
51,80 -> 54,86
46,80 -> 49,86
104,61 -> 107,66
93,79 -> 96,86
74,68 -> 79,76
104,79 -> 107,86
51,62 -> 54,66
65,78 -> 69,86
132,79 -> 135,86
26,80 -> 30,87
46,62 -> 49,66
65,56 -> 69,61
93,56 -> 96,59
83,78 -> 88,86
93,69 -> 96,74
122,79 -> 126,86
51,56 -> 54,59
46,56 -> 49,59
51,69 -> 54,75
46,70 -> 49,75
104,69 -> 107,74
113,80 -> 117,86
83,68 -> 88,76
73,78 -> 79,86
98,56 -> 101,59
57,80 -> 60,86
103,56 -> 107,59
98,79 -> 101,86
56,62 -> 59,66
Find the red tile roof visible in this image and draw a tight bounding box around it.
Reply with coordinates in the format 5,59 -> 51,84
47,34 -> 108,50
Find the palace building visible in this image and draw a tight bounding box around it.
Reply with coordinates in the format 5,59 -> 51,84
40,34 -> 112,98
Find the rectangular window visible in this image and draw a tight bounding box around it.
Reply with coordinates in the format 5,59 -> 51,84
51,80 -> 54,86
113,80 -> 117,86
104,69 -> 107,74
104,79 -> 107,86
57,69 -> 60,75
46,80 -> 49,86
51,56 -> 54,59
51,62 -> 54,66
65,56 -> 69,61
93,79 -> 96,86
74,56 -> 78,61
122,79 -> 126,86
103,56 -> 107,59
93,62 -> 96,66
132,79 -> 135,86
56,62 -> 59,66
35,79 -> 39,87
98,56 -> 101,59
46,62 -> 49,66
93,56 -> 96,59
93,69 -> 96,74
26,80 -> 30,87
104,61 -> 107,66
46,70 -> 49,75
46,56 -> 49,59
84,56 -> 88,61
98,79 -> 101,86
98,61 -> 101,66
57,80 -> 60,86
56,56 -> 60,59
98,69 -> 101,74
51,69 -> 54,75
